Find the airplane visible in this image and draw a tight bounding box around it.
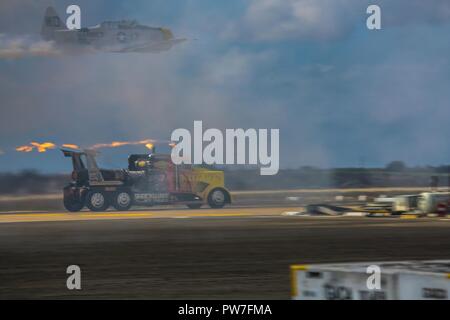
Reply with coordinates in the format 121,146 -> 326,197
41,7 -> 186,53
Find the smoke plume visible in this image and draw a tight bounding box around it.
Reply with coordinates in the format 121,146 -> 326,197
0,34 -> 61,59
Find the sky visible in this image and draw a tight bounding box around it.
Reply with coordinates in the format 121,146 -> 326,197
1,0 -> 450,173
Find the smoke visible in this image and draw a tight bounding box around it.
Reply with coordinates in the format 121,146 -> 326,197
223,0 -> 361,42
0,34 -> 61,59
224,0 -> 450,42
2,0 -> 450,172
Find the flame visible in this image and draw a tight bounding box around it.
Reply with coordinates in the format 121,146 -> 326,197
15,139 -> 158,154
91,139 -> 155,150
62,144 -> 80,150
30,142 -> 56,153
16,141 -> 56,153
16,145 -> 34,152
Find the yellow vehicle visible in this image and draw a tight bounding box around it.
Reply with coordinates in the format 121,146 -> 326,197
62,149 -> 231,212
176,165 -> 230,209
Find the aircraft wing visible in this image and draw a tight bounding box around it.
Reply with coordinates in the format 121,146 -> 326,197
117,38 -> 187,53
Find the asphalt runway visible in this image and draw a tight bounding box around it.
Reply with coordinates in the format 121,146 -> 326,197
0,207 -> 450,299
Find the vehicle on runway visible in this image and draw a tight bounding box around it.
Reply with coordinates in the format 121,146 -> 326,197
62,149 -> 231,212
418,192 -> 450,215
42,7 -> 186,53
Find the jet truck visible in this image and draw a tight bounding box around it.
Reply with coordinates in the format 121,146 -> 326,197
62,149 -> 231,212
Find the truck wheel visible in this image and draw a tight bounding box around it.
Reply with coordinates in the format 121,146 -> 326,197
187,204 -> 202,209
63,196 -> 84,212
208,188 -> 227,209
86,190 -> 109,212
113,191 -> 133,211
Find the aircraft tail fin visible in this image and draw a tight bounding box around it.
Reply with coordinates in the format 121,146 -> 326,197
41,6 -> 66,40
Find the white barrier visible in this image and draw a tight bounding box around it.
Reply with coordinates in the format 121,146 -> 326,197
291,260 -> 450,300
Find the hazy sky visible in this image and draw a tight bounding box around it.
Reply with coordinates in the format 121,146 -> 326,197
1,0 -> 450,172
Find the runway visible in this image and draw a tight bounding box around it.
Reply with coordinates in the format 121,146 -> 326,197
0,206 -> 296,223
0,207 -> 450,299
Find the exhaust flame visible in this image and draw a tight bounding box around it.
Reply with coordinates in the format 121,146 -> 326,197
16,142 -> 56,153
62,144 -> 80,150
91,139 -> 156,150
16,145 -> 34,153
30,142 -> 56,153
15,139 -> 162,154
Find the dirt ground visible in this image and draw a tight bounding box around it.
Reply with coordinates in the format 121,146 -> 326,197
1,215 -> 449,299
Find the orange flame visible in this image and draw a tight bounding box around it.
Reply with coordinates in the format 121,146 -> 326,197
62,144 -> 80,150
91,139 -> 155,150
15,139 -> 158,154
16,142 -> 56,153
16,145 -> 34,153
30,142 -> 56,153
145,143 -> 154,150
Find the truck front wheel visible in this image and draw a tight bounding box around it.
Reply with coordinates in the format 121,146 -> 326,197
207,188 -> 227,209
86,190 -> 110,212
63,196 -> 84,212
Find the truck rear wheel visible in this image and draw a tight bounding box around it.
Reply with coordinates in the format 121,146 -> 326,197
86,190 -> 109,212
113,191 -> 133,211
